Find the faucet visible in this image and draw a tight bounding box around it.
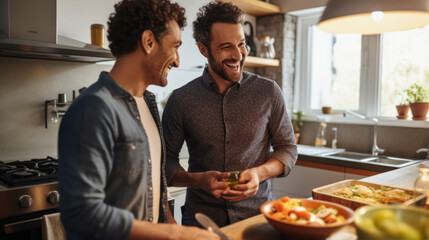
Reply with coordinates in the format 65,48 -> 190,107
332,127 -> 338,149
416,148 -> 429,160
343,110 -> 385,156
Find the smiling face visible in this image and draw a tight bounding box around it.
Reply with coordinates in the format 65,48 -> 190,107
204,22 -> 247,84
150,20 -> 182,87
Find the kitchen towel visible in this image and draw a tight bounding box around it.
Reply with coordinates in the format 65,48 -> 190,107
42,213 -> 65,240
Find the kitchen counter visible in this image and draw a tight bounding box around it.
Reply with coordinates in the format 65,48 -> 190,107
220,163 -> 423,240
297,145 -> 421,173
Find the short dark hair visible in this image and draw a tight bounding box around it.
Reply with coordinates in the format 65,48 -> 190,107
107,0 -> 186,57
193,1 -> 245,47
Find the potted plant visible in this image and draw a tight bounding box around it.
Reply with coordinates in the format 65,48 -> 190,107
292,111 -> 304,144
395,92 -> 409,120
404,82 -> 429,120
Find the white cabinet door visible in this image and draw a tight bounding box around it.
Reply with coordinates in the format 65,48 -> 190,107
344,173 -> 367,180
272,165 -> 344,198
170,189 -> 186,225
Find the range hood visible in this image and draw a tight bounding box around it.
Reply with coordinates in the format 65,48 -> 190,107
0,33 -> 115,63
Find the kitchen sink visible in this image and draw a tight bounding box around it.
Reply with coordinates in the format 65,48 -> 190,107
322,151 -> 422,167
321,151 -> 375,161
362,156 -> 419,167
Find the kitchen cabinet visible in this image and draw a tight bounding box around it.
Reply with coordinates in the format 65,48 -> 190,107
272,165 -> 344,198
170,188 -> 186,224
272,160 -> 381,198
218,0 -> 281,68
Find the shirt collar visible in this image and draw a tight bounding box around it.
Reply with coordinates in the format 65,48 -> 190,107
99,71 -> 155,99
201,67 -> 246,92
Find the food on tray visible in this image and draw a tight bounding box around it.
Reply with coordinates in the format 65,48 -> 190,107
332,184 -> 413,204
268,196 -> 346,226
359,209 -> 423,240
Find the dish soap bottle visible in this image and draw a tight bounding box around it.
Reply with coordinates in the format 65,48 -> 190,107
315,122 -> 327,147
414,162 -> 429,209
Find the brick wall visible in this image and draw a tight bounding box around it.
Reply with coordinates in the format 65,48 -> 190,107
255,13 -> 297,115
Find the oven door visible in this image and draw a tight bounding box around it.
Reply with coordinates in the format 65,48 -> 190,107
0,209 -> 58,240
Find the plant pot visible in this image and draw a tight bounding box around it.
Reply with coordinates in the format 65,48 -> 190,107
294,133 -> 300,144
409,102 -> 429,120
395,105 -> 409,120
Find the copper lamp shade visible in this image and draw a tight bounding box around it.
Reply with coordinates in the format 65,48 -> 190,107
318,0 -> 429,35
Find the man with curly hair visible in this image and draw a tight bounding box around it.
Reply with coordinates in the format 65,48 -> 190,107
163,1 -> 297,227
58,0 -> 219,239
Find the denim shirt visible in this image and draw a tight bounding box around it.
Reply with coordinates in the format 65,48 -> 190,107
59,72 -> 168,240
163,68 -> 297,227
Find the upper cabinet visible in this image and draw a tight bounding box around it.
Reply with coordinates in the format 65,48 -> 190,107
218,0 -> 281,68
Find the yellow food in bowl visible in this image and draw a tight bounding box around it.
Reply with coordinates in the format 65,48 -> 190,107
354,205 -> 429,240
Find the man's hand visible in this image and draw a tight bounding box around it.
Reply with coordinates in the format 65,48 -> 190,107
197,171 -> 230,198
221,168 -> 260,202
174,225 -> 220,240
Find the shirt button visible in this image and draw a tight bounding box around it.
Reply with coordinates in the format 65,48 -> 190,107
148,158 -> 151,163
129,97 -> 133,101
149,187 -> 153,191
136,116 -> 140,120
149,217 -> 153,222
130,144 -> 136,150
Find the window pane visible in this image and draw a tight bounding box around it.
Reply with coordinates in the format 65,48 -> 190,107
310,26 -> 361,110
380,25 -> 429,116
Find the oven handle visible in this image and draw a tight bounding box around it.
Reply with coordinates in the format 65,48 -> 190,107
4,217 -> 42,234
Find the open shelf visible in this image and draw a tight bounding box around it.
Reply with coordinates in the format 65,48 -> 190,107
218,0 -> 281,16
245,56 -> 280,67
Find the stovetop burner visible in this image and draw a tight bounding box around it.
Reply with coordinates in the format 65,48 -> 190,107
0,156 -> 58,186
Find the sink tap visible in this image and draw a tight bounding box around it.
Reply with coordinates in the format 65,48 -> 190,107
332,127 -> 338,149
416,148 -> 429,160
343,110 -> 385,156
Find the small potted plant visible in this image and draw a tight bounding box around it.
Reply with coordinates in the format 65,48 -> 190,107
395,92 -> 409,120
404,82 -> 429,120
292,111 -> 304,144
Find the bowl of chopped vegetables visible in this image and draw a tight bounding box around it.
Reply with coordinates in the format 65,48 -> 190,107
260,197 -> 354,239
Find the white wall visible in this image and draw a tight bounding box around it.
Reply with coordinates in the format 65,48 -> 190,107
0,0 -> 213,161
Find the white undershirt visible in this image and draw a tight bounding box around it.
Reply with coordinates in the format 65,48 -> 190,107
133,96 -> 161,223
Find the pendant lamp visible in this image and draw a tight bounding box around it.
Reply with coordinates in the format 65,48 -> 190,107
318,0 -> 429,35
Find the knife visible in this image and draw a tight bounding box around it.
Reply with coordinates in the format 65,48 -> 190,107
195,213 -> 229,240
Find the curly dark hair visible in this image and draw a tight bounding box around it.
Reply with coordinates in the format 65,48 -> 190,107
193,1 -> 245,48
107,0 -> 186,57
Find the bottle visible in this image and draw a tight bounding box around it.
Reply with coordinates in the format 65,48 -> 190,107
414,162 -> 429,209
314,122 -> 327,147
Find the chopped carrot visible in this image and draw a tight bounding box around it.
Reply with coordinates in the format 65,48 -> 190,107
273,201 -> 284,212
324,214 -> 338,224
281,196 -> 290,203
289,210 -> 312,220
271,212 -> 285,221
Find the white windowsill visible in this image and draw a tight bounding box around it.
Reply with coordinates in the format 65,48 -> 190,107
303,114 -> 429,128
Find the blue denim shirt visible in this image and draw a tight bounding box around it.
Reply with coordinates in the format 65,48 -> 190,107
59,71 -> 168,240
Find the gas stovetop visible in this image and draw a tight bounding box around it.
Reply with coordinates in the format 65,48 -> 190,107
0,156 -> 58,187
0,157 -> 59,220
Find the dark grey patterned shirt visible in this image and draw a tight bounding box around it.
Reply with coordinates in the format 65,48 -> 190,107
162,68 -> 297,226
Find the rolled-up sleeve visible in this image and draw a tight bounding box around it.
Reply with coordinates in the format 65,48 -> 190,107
267,82 -> 297,177
58,96 -> 134,240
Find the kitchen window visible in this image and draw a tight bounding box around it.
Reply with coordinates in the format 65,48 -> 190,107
293,8 -> 429,120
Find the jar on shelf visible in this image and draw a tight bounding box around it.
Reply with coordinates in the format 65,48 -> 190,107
414,162 -> 429,209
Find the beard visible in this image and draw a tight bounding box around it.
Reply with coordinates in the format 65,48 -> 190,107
207,49 -> 244,83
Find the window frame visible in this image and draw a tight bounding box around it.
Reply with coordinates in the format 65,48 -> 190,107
291,8 -> 429,128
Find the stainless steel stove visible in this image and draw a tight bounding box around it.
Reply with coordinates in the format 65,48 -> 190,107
0,157 -> 59,239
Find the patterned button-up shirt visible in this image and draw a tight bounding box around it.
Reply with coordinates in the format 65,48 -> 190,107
162,68 -> 297,227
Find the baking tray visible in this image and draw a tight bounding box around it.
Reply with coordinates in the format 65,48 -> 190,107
312,179 -> 427,210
